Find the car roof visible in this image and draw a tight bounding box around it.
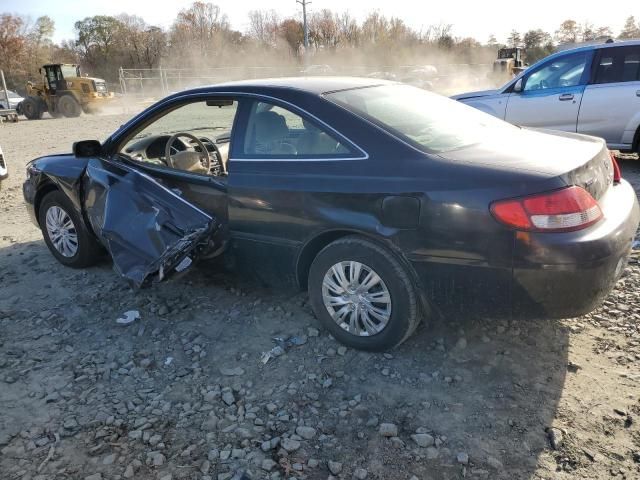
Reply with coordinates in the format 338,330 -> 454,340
203,76 -> 394,95
551,39 -> 640,57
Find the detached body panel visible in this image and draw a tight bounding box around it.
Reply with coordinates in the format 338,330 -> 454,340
82,158 -> 216,287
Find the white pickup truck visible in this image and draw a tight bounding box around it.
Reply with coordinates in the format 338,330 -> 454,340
452,40 -> 640,154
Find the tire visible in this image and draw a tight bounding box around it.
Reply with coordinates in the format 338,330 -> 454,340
21,97 -> 42,120
58,95 -> 81,118
38,190 -> 102,268
308,235 -> 421,351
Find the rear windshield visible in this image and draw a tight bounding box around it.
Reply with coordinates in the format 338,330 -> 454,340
325,84 -> 516,153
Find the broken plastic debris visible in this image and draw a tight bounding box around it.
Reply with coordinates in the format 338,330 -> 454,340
260,335 -> 307,364
116,310 -> 140,325
174,256 -> 193,272
260,346 -> 286,364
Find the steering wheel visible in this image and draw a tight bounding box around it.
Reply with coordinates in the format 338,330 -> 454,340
164,132 -> 211,173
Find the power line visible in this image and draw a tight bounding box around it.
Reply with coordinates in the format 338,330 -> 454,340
296,0 -> 311,49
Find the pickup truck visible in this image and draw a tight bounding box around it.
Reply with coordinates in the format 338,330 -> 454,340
452,40 -> 640,154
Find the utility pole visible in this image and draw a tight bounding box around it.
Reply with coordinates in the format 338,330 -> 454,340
296,0 -> 311,50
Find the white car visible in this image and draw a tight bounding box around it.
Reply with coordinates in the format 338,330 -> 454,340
0,89 -> 23,110
452,40 -> 640,153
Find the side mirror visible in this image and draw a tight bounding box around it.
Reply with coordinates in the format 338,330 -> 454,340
513,78 -> 523,93
73,140 -> 102,157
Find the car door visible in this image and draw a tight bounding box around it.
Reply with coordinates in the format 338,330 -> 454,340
505,50 -> 593,131
226,98 -> 366,286
82,156 -> 216,287
578,45 -> 640,149
110,96 -> 242,245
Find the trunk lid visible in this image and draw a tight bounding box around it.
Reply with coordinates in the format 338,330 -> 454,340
438,127 -> 613,200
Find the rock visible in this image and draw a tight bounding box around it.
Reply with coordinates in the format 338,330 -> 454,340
295,426 -> 317,439
328,460 -> 343,475
85,475 -> 102,480
455,337 -> 467,349
426,447 -> 439,459
353,467 -> 368,479
220,367 -> 244,376
379,423 -> 398,437
337,346 -> 347,356
266,403 -> 278,413
102,453 -> 117,465
457,452 -> 469,465
411,433 -> 434,448
63,418 -> 78,430
147,451 -> 166,466
548,427 -> 564,450
308,327 -> 319,337
308,458 -> 319,468
222,391 -> 235,406
487,456 -> 503,469
282,438 -> 301,452
123,465 -> 134,478
159,475 -> 172,480
201,460 -> 211,474
261,459 -> 277,471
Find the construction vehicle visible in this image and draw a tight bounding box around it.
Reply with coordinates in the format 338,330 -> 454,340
18,64 -> 114,120
492,47 -> 527,79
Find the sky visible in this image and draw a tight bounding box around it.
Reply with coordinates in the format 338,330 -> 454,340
2,0 -> 635,44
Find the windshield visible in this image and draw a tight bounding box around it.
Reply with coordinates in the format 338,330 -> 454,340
60,65 -> 79,78
325,84 -> 516,153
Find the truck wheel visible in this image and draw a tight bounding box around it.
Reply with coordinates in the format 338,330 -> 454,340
58,95 -> 81,118
38,190 -> 102,268
21,97 -> 42,120
308,235 -> 421,351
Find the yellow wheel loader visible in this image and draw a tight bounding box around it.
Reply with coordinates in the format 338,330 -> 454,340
18,64 -> 114,120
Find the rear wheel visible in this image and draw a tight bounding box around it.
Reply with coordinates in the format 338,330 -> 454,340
21,97 -> 42,120
38,190 -> 102,268
308,236 -> 421,351
58,95 -> 81,118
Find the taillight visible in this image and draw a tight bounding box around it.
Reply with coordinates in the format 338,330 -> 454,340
490,186 -> 603,232
609,151 -> 621,184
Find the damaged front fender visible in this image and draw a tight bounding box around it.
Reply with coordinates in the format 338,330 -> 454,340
83,158 -> 217,288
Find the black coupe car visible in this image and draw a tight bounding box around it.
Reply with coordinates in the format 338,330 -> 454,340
23,77 -> 639,350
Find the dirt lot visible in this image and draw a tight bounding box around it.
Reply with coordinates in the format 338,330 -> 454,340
1,114 -> 640,480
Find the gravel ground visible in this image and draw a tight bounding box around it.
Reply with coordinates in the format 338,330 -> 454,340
1,114 -> 640,480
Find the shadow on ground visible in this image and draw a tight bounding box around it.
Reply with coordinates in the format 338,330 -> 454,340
0,238 -> 568,479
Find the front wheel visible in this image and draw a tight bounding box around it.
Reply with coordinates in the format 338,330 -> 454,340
58,95 -> 81,118
38,191 -> 102,268
21,97 -> 42,120
308,236 -> 421,351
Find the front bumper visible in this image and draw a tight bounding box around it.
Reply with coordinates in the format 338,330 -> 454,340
22,174 -> 39,227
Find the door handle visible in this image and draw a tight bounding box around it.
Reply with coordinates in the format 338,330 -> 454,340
559,93 -> 574,101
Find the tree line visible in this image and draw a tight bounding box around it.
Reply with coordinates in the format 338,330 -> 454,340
0,2 -> 639,90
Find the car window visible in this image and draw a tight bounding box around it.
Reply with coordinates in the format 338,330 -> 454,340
595,47 -> 640,84
240,101 -> 352,158
120,99 -> 238,176
523,52 -> 590,91
326,84 -> 516,154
